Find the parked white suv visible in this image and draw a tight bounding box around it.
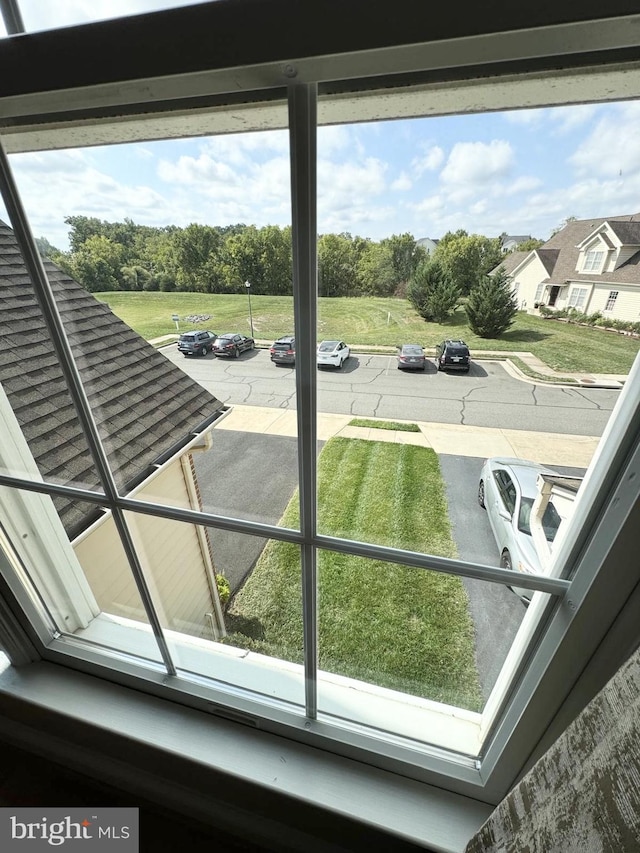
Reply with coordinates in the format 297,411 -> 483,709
317,340 -> 350,369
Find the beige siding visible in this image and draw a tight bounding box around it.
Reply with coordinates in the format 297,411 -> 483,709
589,284 -> 640,322
508,256 -> 550,309
556,282 -> 593,313
73,460 -> 216,639
612,246 -> 640,269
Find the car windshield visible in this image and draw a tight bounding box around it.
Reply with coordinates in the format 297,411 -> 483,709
319,341 -> 338,352
518,498 -> 562,541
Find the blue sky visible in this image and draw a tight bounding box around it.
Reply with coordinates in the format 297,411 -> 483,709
3,2 -> 640,251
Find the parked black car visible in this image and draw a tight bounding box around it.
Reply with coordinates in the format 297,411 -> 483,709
177,330 -> 217,357
270,335 -> 296,365
212,333 -> 255,358
434,339 -> 471,372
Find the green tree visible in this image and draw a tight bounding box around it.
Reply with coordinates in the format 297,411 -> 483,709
407,258 -> 460,322
434,232 -> 503,295
318,233 -> 361,297
356,241 -> 396,296
225,225 -> 292,295
55,235 -> 125,291
465,267 -> 518,338
36,236 -> 59,259
380,233 -> 424,290
509,238 -> 545,252
171,223 -> 225,292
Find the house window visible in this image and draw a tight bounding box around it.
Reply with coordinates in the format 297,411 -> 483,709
534,284 -> 545,303
568,287 -> 588,310
0,2 -> 639,820
583,249 -> 604,271
605,291 -> 619,311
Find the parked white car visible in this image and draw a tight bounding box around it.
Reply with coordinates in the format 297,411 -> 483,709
478,457 -> 579,602
317,340 -> 350,369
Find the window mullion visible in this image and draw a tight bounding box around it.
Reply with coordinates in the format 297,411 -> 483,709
288,81 -> 318,718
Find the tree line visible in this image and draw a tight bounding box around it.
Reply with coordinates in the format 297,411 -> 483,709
42,216 -> 544,337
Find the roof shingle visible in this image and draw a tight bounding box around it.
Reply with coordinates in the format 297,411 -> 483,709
0,221 -> 227,537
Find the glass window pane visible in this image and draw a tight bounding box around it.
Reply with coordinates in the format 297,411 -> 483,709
6,130 -> 297,528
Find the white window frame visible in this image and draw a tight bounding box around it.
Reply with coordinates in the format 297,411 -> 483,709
582,248 -> 605,272
605,290 -> 619,311
568,286 -> 588,309
1,5 -> 640,847
534,283 -> 545,302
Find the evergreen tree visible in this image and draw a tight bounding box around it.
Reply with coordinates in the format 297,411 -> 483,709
465,267 -> 518,338
407,258 -> 460,323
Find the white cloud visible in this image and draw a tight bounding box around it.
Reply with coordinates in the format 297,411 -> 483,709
504,108 -> 548,127
391,172 -> 412,191
318,126 -> 353,156
412,146 -> 445,175
7,149 -> 175,249
158,153 -> 239,186
569,103 -> 640,178
500,176 -> 543,196
441,140 -> 515,185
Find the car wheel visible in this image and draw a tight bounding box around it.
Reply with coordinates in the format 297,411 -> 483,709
251,341 -> 255,350
477,480 -> 485,508
436,360 -> 442,371
199,347 -> 206,356
234,348 -> 240,358
500,550 -> 512,571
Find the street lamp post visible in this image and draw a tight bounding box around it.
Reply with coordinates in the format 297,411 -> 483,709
245,280 -> 254,338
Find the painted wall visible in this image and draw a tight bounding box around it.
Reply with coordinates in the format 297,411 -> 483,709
73,459 -> 218,640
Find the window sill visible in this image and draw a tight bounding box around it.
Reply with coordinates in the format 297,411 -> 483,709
69,612 -> 484,759
0,656 -> 492,852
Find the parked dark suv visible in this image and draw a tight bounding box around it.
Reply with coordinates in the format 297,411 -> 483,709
177,330 -> 217,357
270,335 -> 296,366
434,339 -> 471,372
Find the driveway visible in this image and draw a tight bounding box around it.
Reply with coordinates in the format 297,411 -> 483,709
193,430 -> 301,591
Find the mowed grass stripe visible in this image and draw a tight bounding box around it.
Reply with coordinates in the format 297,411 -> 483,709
225,438 -> 482,711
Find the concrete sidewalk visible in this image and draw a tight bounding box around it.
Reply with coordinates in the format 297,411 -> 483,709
216,405 -> 600,469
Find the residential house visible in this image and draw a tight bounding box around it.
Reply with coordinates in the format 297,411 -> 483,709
416,236 -> 439,255
0,220 -> 229,640
494,214 -> 640,321
500,233 -> 532,253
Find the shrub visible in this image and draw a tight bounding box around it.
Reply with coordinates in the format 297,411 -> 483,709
215,572 -> 231,607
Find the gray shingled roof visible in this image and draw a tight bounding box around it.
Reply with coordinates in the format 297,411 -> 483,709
540,214 -> 640,286
493,251 -> 529,275
0,221 -> 227,538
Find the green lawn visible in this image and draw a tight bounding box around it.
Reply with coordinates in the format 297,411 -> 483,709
348,418 -> 421,432
96,291 -> 639,374
224,437 -> 483,711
